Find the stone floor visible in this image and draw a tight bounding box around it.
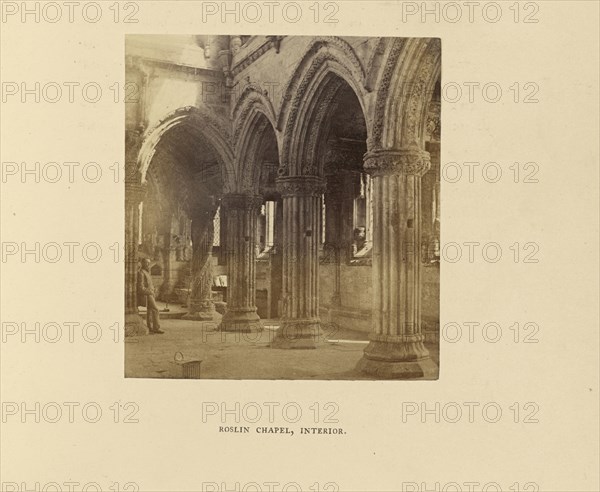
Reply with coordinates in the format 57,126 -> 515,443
138,300 -> 189,319
125,312 -> 439,380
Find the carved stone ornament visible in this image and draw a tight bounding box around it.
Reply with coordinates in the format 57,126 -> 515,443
364,148 -> 431,177
370,38 -> 405,147
323,142 -> 365,171
221,194 -> 263,211
279,37 -> 367,175
280,37 -> 366,119
276,175 -> 327,197
279,52 -> 344,177
426,101 -> 441,141
145,105 -> 231,147
404,39 -> 441,144
125,181 -> 147,205
232,83 -> 277,145
231,38 -> 280,77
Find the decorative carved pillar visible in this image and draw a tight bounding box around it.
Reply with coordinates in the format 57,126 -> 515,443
271,176 -> 326,349
323,171 -> 356,306
424,100 -> 441,263
428,142 -> 441,262
356,148 -> 438,378
183,208 -> 216,321
183,217 -> 193,262
124,179 -> 147,336
124,58 -> 149,337
230,35 -> 242,54
220,194 -> 263,332
271,198 -> 284,318
158,215 -> 175,301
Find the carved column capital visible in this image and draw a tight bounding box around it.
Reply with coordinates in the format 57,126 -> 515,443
276,175 -> 326,197
190,204 -> 218,223
125,126 -> 145,178
221,194 -> 263,211
364,147 -> 431,177
325,170 -> 358,198
125,181 -> 146,205
323,142 -> 365,171
426,101 -> 441,142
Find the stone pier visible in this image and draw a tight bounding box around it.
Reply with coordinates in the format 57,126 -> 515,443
183,208 -> 216,321
356,147 -> 438,378
271,176 -> 326,349
220,194 -> 263,333
124,180 -> 148,337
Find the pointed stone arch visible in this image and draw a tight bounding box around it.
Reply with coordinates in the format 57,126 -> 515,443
364,37 -> 388,92
369,37 -> 441,150
278,36 -> 367,132
232,83 -> 277,142
399,38 -> 441,148
237,111 -> 279,193
137,106 -> 235,192
143,160 -> 170,215
278,39 -> 370,177
232,85 -> 280,193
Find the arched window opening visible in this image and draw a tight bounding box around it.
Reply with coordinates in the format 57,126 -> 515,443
352,172 -> 373,259
213,205 -> 221,247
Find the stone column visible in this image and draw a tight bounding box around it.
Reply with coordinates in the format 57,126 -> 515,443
324,171 -> 356,306
220,194 -> 263,332
425,100 -> 441,262
124,180 -> 148,337
356,148 -> 438,378
428,141 -> 441,261
124,60 -> 148,337
184,209 -> 216,321
271,176 -> 326,349
158,215 -> 175,301
271,198 -> 284,318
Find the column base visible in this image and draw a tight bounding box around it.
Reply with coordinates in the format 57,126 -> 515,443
356,336 -> 438,379
184,300 -> 216,321
220,309 -> 263,333
124,312 -> 149,337
182,310 -> 215,321
270,319 -> 325,349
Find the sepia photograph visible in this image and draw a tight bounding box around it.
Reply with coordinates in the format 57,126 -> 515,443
124,35 -> 441,380
2,1 -> 599,490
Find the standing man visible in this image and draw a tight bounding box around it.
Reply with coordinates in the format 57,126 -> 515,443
138,258 -> 164,334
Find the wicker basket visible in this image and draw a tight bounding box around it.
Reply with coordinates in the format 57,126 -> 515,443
173,352 -> 202,379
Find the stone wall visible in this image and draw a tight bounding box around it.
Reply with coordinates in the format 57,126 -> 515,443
230,36 -> 377,116
255,257 -> 271,318
319,263 -> 373,333
422,264 -> 440,341
126,35 -> 229,133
